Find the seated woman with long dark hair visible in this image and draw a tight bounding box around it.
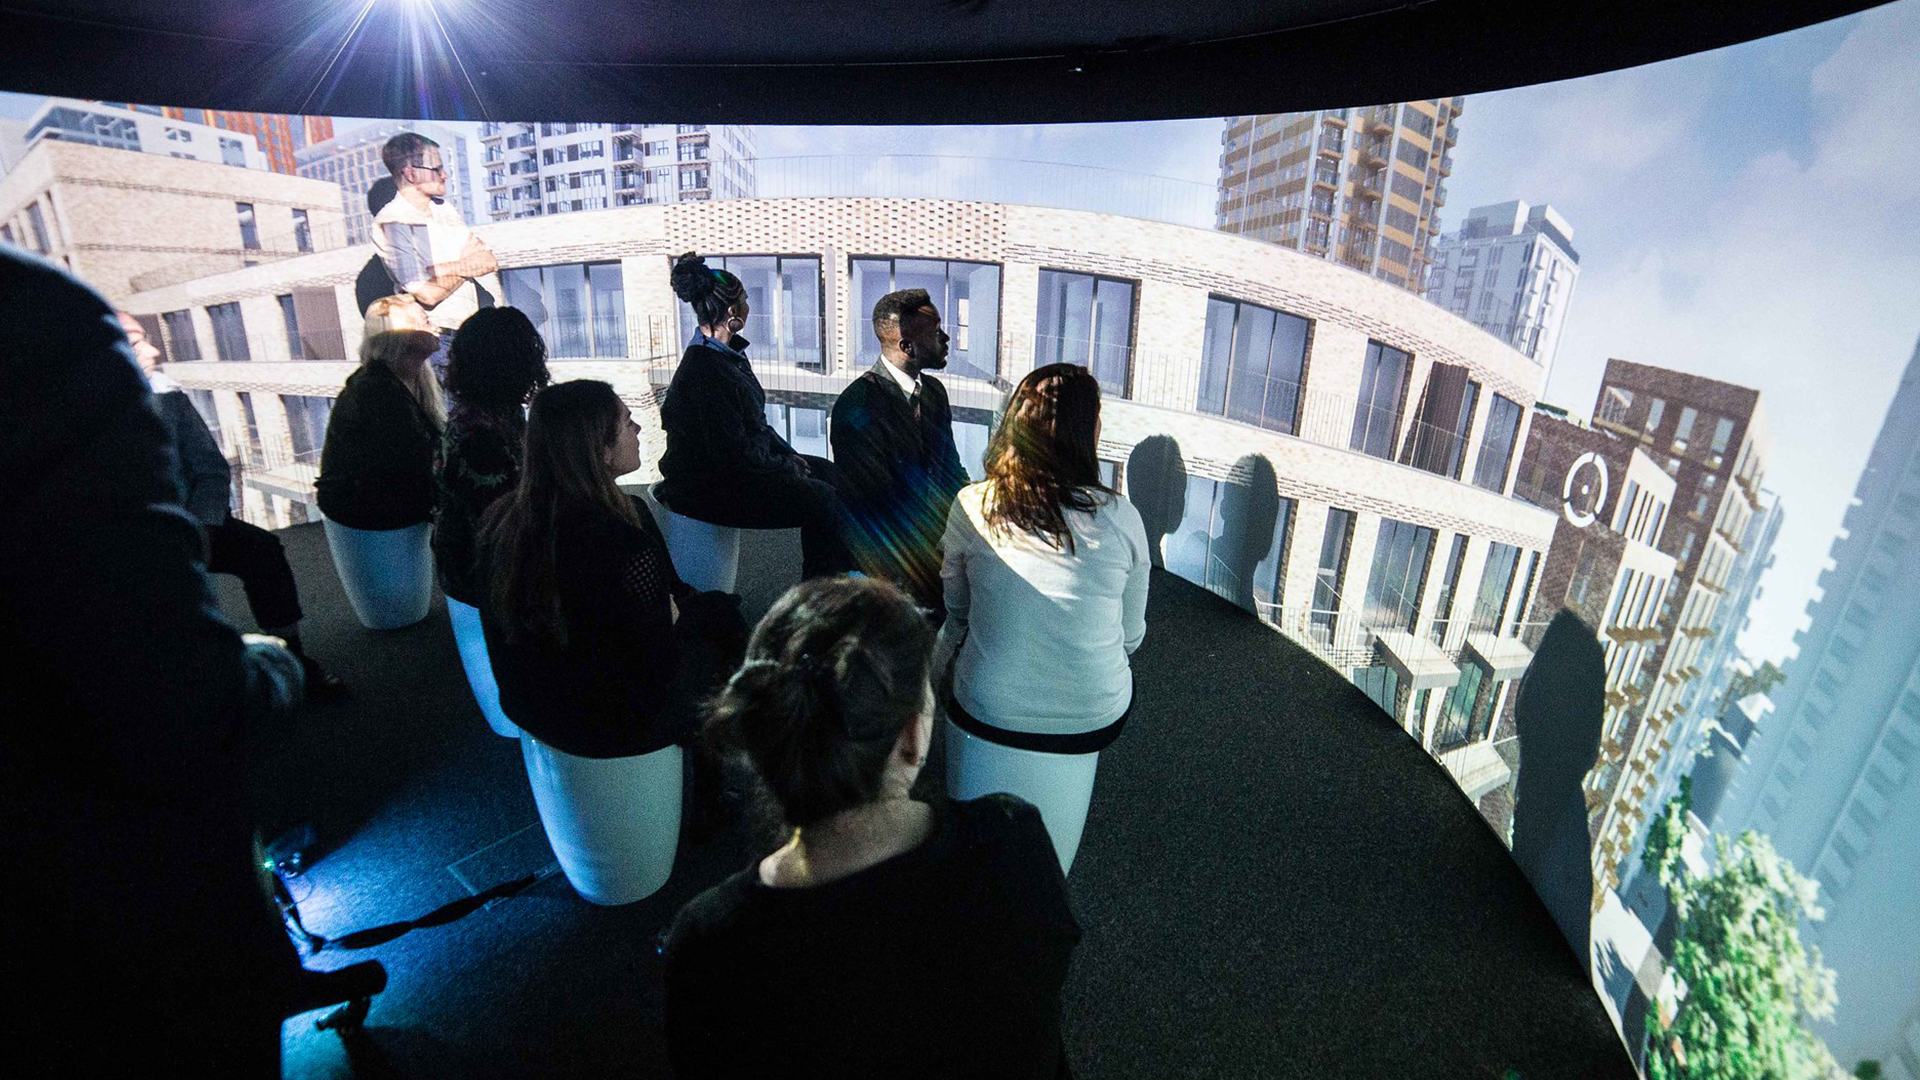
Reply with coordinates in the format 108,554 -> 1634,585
435,306 -> 549,606
478,379 -> 743,903
654,251 -> 853,580
937,363 -> 1150,873
665,576 -> 1081,1078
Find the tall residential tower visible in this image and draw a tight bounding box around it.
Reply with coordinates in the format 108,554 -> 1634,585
478,122 -> 753,220
1715,339 -> 1920,1080
1426,200 -> 1581,373
1216,100 -> 1461,292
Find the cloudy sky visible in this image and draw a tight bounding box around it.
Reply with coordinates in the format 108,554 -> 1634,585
4,0 -> 1914,664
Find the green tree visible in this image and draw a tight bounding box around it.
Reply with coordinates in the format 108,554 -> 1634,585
1645,828 -> 1844,1080
1642,775 -> 1694,893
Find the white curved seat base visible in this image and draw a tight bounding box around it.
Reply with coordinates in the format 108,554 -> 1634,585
321,519 -> 434,630
944,719 -> 1100,875
522,737 -> 682,906
650,485 -> 742,594
445,597 -> 520,738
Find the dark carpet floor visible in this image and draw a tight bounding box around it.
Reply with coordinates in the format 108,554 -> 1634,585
224,516 -> 1633,1079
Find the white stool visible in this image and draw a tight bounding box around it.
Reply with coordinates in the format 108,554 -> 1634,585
321,519 -> 434,630
944,719 -> 1101,875
521,736 -> 683,905
445,597 -> 520,738
650,484 -> 741,594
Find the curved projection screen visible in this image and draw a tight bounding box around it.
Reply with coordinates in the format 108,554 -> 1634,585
1,1 -> 1915,1077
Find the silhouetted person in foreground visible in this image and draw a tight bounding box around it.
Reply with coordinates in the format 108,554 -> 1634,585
0,247 -> 305,1074
121,310 -> 344,699
830,287 -> 969,613
666,577 -> 1080,1077
1510,607 -> 1607,970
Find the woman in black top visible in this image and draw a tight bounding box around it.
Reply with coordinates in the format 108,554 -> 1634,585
433,307 -> 549,605
316,296 -> 446,530
477,379 -> 743,759
656,252 -> 854,579
664,577 -> 1081,1078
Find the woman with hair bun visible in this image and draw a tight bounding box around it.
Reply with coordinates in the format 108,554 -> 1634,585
938,363 -> 1151,874
656,251 -> 854,580
664,576 -> 1081,1078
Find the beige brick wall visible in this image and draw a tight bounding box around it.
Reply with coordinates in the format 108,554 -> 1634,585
1,140 -> 343,305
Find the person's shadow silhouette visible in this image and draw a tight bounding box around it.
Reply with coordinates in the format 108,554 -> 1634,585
1125,435 -> 1186,570
1510,608 -> 1606,971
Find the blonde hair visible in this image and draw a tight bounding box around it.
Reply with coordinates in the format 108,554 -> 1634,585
361,296 -> 446,428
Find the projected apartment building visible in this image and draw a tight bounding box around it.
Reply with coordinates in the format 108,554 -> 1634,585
0,138 -> 341,303
478,122 -> 753,220
1715,339 -> 1920,1080
1425,200 -> 1581,373
1216,100 -> 1461,293
10,97 -> 269,172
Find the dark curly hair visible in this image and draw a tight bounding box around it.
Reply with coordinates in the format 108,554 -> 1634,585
983,363 -> 1114,554
669,251 -> 747,331
706,577 -> 934,828
445,307 -> 550,413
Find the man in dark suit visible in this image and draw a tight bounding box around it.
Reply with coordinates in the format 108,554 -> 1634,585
830,289 -> 970,615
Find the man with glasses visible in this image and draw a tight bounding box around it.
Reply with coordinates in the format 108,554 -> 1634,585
370,132 -> 498,369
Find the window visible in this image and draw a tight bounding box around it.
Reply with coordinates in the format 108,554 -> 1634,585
1035,270 -> 1136,398
850,257 -> 1001,382
1255,497 -> 1296,613
1433,662 -> 1485,750
280,395 -> 332,459
219,137 -> 247,167
162,310 -> 201,362
185,388 -> 222,451
954,421 -> 991,483
1197,297 -> 1311,434
1363,518 -> 1436,631
277,294 -> 303,359
1710,416 -> 1735,456
1311,508 -> 1355,635
1675,406 -> 1698,442
292,209 -> 312,253
1428,535 -> 1468,644
503,261 -> 628,358
1349,341 -> 1410,459
1470,542 -> 1521,634
207,302 -> 250,362
1646,397 -> 1666,432
1471,394 -> 1523,492
235,203 -> 260,251
1165,475 -> 1221,589
763,405 -> 830,459
674,256 -> 821,369
1598,386 -> 1633,426
1511,551 -> 1541,634
26,202 -> 51,253
1403,362 -> 1478,479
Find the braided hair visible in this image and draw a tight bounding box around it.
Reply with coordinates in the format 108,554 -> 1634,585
707,577 -> 934,827
670,251 -> 748,331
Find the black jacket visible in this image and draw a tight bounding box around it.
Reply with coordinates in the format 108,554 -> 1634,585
656,337 -> 798,507
316,363 -> 442,530
0,247 -> 305,1073
480,497 -> 744,758
829,362 -> 969,590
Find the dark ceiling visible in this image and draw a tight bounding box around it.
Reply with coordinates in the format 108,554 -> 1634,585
0,0 -> 1891,124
